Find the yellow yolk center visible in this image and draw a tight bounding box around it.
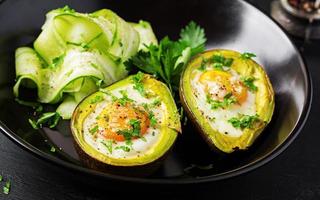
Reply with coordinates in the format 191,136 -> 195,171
97,102 -> 150,141
199,70 -> 248,104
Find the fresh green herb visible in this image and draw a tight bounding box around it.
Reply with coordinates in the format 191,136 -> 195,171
240,52 -> 256,60
128,119 -> 141,137
118,90 -> 134,106
29,112 -> 61,129
89,125 -> 99,135
228,114 -> 260,129
151,98 -> 161,107
3,180 -> 10,195
28,119 -> 39,129
90,95 -> 104,104
15,98 -> 43,112
179,21 -> 207,56
50,146 -> 56,153
242,76 -> 258,92
0,175 -> 2,182
51,54 -> 65,68
148,112 -> 157,127
115,146 -> 131,152
125,139 -> 133,147
206,93 -> 237,110
198,58 -> 207,71
212,62 -> 223,70
131,72 -> 146,96
210,54 -> 234,69
117,119 -> 141,140
125,21 -> 206,95
101,140 -> 113,154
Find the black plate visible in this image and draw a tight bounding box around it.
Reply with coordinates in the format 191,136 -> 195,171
0,0 -> 312,184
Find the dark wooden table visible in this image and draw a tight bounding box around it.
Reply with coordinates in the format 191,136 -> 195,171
1,1 -> 320,199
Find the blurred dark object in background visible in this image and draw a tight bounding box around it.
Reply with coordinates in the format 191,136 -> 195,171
271,0 -> 320,39
288,0 -> 320,13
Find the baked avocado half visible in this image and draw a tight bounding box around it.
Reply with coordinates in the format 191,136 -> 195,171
180,49 -> 274,153
71,73 -> 181,176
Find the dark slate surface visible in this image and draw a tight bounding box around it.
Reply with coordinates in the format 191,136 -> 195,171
1,0 -> 320,199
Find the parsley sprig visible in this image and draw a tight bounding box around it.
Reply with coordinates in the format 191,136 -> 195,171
228,114 -> 260,129
206,93 -> 237,110
117,119 -> 142,141
240,52 -> 256,60
131,72 -> 146,96
125,21 -> 206,95
242,76 -> 258,92
29,112 -> 60,129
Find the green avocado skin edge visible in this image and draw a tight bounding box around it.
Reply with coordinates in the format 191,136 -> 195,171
179,49 -> 275,154
71,74 -> 181,176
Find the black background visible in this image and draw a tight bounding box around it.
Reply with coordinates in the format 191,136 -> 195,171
1,0 -> 320,199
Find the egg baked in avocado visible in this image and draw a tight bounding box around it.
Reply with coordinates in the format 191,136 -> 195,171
180,49 -> 274,153
71,73 -> 181,176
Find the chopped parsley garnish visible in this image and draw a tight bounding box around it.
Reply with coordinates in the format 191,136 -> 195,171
29,112 -> 61,129
118,90 -> 134,106
125,21 -> 206,95
132,72 -> 146,96
50,146 -> 56,153
115,146 -> 131,152
151,98 -> 161,107
206,93 -> 237,110
212,62 -> 223,70
198,58 -> 207,71
117,119 -> 141,140
90,95 -> 104,104
228,114 -> 260,129
128,119 -> 141,137
3,180 -> 10,195
101,140 -> 113,154
240,52 -> 256,59
211,54 -> 234,69
148,112 -> 157,127
89,125 -> 99,135
242,76 -> 258,92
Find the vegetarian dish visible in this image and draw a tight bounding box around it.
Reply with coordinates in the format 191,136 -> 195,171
71,73 -> 180,175
13,6 -> 275,175
180,50 -> 274,153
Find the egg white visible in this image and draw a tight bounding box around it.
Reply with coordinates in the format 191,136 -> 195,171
83,84 -> 164,159
191,69 -> 256,137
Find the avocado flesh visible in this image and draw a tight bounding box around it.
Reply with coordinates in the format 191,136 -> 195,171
71,74 -> 181,170
180,49 -> 274,153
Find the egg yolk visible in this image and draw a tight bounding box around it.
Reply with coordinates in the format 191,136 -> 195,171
199,70 -> 248,105
97,102 -> 150,141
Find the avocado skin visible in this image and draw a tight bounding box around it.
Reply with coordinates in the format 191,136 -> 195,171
70,74 -> 181,176
73,140 -> 169,177
179,49 -> 275,153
